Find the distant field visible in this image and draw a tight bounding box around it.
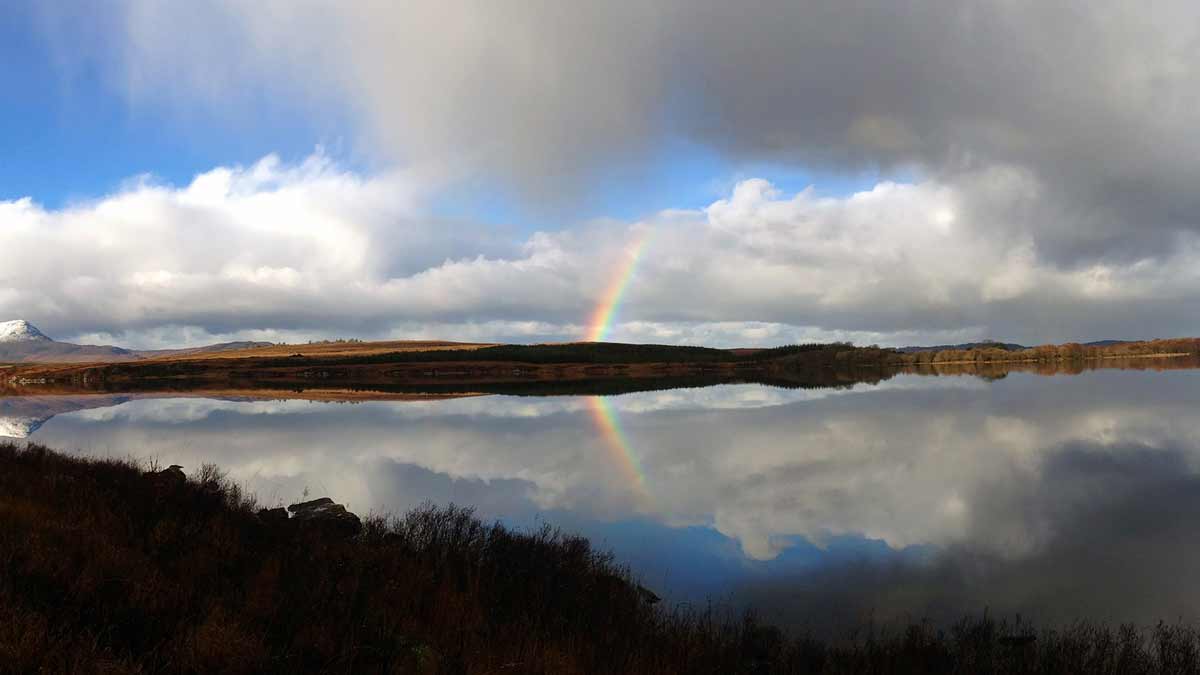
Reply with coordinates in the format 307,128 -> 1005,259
146,340 -> 497,361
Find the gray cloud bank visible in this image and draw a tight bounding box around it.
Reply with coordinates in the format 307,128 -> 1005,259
15,2 -> 1200,344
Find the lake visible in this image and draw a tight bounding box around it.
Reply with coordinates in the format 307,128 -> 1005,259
5,366 -> 1200,635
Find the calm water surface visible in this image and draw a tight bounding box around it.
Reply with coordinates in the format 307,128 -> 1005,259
5,368 -> 1200,633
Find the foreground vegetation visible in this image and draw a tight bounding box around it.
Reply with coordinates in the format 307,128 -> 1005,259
6,442 -> 1200,673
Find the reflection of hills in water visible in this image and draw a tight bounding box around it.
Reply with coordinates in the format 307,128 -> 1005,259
0,395 -> 135,438
0,391 -> 486,438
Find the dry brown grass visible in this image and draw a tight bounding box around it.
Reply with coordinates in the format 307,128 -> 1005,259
144,339 -> 496,361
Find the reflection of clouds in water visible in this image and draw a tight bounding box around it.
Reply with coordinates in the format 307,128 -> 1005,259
71,398 -> 331,424
445,376 -> 984,416
48,374 -> 982,428
363,463 -> 540,521
740,439 -> 1200,634
27,369 -> 1200,629
695,379 -> 1200,560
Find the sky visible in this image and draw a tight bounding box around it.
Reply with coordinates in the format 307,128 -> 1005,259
3,1 -> 1200,348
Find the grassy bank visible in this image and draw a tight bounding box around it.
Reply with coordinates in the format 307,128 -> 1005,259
5,442 -> 1200,674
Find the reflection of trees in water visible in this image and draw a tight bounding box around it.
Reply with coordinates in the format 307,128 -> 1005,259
906,353 -> 1200,379
1,368 -> 900,399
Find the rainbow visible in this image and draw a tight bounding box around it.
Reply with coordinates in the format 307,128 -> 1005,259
586,233 -> 651,342
583,232 -> 653,506
587,395 -> 651,507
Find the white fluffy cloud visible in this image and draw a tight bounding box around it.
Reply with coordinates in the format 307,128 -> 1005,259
4,153 -> 1200,346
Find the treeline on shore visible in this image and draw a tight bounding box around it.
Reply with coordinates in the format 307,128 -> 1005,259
263,337 -> 1200,369
282,342 -> 846,367
892,338 -> 1200,366
8,442 -> 1200,674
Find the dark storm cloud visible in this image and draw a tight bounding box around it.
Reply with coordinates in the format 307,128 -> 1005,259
675,2 -> 1200,252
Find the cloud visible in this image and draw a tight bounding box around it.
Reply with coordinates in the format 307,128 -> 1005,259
37,1 -> 1200,261
5,153 -> 1200,346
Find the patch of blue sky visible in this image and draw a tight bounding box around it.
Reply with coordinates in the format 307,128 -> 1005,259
429,137 -> 915,236
0,6 -> 352,207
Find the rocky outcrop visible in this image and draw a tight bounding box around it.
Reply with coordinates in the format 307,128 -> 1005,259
257,507 -> 289,525
146,464 -> 187,491
140,462 -> 362,538
285,497 -> 363,538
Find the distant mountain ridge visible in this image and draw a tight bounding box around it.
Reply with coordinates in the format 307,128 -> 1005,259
0,320 -> 271,364
898,339 -> 1132,353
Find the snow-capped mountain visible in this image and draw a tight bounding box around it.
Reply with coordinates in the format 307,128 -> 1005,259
0,320 -> 136,363
0,320 -> 51,343
0,319 -> 272,364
